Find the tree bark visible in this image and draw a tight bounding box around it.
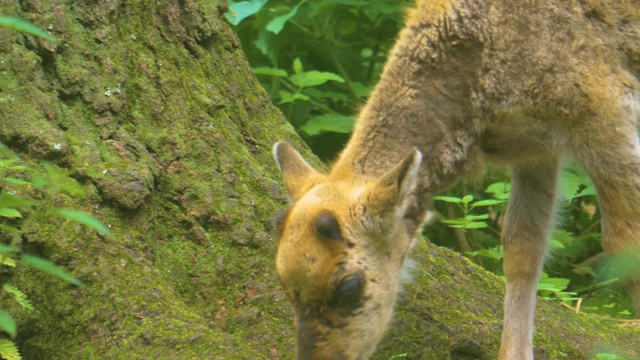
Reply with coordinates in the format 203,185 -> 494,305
0,1 -> 637,359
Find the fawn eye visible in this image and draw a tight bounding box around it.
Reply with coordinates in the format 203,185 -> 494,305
314,212 -> 344,241
339,276 -> 362,297
330,270 -> 365,309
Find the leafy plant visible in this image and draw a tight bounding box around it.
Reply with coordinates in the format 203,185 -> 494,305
0,142 -> 114,360
594,353 -> 628,360
227,0 -> 410,158
0,17 -> 56,43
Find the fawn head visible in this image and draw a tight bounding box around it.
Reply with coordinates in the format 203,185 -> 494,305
273,142 -> 427,359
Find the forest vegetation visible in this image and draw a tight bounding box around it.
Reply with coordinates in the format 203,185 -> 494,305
0,0 -> 637,359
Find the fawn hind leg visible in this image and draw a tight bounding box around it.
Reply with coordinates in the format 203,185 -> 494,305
575,121 -> 640,315
499,156 -> 559,360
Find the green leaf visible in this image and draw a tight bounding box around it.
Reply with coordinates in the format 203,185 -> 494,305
292,57 -> 303,74
0,310 -> 16,338
461,195 -> 473,204
350,82 -> 371,98
0,192 -> 34,209
485,182 -> 511,200
266,5 -> 299,34
278,90 -> 309,104
225,0 -> 269,25
0,256 -> 16,267
290,71 -> 345,88
0,244 -> 18,254
0,208 -> 21,219
3,284 -> 33,310
252,67 -> 287,77
574,184 -> 596,197
465,214 -> 489,221
467,246 -> 504,260
537,277 -> 570,292
31,177 -> 47,189
53,209 -> 113,238
0,16 -> 56,42
300,114 -> 354,135
2,178 -> 30,186
441,219 -> 470,225
0,225 -> 20,234
452,221 -> 487,229
433,196 -> 462,204
21,254 -> 84,287
0,339 -> 20,360
303,88 -> 350,101
471,199 -> 505,207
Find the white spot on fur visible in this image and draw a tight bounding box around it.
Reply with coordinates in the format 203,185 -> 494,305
349,186 -> 365,200
298,184 -> 326,205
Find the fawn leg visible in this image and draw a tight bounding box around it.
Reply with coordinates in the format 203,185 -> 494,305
499,156 -> 559,360
576,125 -> 640,315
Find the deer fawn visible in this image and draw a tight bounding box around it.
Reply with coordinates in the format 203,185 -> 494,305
273,0 -> 640,358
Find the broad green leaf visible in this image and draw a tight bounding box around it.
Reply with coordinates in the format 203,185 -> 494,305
441,219 -> 470,225
0,16 -> 56,42
278,90 -> 309,104
574,184 -> 596,197
31,177 -> 47,189
303,88 -> 350,101
0,192 -> 34,208
21,254 -> 84,287
461,195 -> 473,204
290,71 -> 345,88
3,284 -> 33,310
252,67 -> 287,77
301,114 -> 354,135
471,199 -> 505,207
485,182 -> 511,199
53,209 -> 113,238
0,225 -> 20,234
433,195 -> 462,204
0,256 -> 16,267
0,338 -> 20,360
0,245 -> 18,254
450,221 -> 487,229
468,246 -> 504,260
350,82 -> 371,98
225,0 -> 269,25
2,178 -> 30,185
560,168 -> 584,199
254,30 -> 270,56
0,310 -> 16,337
4,166 -> 29,171
465,214 -> 489,221
0,208 -> 21,219
266,5 -> 299,34
549,239 -> 565,250
293,57 -> 303,74
551,229 -> 574,248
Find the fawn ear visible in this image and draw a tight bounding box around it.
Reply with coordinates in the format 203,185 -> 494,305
273,142 -> 321,203
371,149 -> 427,234
376,149 -> 422,209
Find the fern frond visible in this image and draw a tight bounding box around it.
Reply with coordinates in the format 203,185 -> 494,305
2,285 -> 32,310
0,339 -> 20,360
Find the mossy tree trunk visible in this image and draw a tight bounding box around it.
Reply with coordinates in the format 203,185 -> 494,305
0,1 -> 637,359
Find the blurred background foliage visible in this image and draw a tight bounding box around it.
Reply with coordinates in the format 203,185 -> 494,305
227,0 -> 634,318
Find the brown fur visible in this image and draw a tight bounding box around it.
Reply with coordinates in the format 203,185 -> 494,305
273,0 -> 640,359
